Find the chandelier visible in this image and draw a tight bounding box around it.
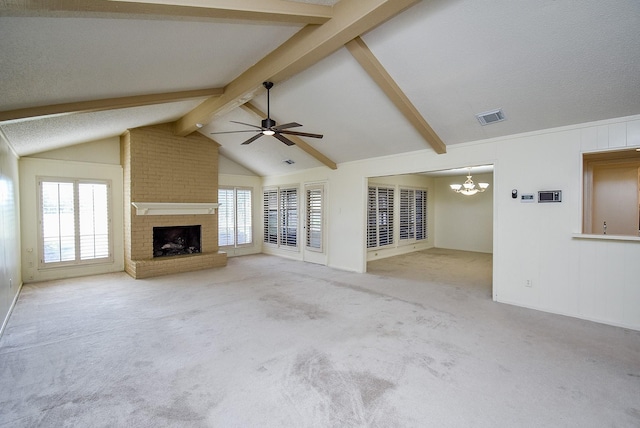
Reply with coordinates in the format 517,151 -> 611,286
450,168 -> 489,196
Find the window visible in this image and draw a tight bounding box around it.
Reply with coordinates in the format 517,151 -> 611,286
263,186 -> 298,249
400,188 -> 428,243
39,178 -> 111,266
367,186 -> 394,248
583,149 -> 640,236
218,187 -> 252,247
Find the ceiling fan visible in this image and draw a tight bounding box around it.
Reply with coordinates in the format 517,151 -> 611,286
210,81 -> 323,146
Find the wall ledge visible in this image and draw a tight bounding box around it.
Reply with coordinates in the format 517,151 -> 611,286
572,233 -> 640,242
131,202 -> 218,216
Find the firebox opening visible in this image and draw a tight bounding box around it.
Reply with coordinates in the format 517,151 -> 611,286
153,225 -> 201,258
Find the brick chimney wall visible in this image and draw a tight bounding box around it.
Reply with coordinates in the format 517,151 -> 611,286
121,123 -> 227,279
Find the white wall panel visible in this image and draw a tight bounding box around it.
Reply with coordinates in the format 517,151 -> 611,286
609,122 -> 627,148
580,126 -> 598,151
597,125 -> 610,149
0,133 -> 21,334
627,120 -> 640,147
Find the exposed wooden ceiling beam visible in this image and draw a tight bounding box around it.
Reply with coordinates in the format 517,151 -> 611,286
174,0 -> 419,136
345,36 -> 446,154
240,102 -> 337,170
0,0 -> 333,24
0,87 -> 223,122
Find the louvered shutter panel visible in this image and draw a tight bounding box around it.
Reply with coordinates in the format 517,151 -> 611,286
236,189 -> 252,245
306,187 -> 323,250
263,189 -> 278,245
218,188 -> 235,246
279,188 -> 298,248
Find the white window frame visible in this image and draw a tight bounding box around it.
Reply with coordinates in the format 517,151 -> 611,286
399,187 -> 428,244
367,186 -> 395,249
263,186 -> 299,250
37,177 -> 113,268
218,187 -> 253,248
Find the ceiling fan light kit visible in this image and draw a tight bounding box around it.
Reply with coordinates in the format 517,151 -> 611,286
211,81 -> 323,146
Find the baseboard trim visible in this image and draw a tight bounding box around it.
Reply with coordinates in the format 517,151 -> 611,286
0,281 -> 24,339
495,296 -> 640,332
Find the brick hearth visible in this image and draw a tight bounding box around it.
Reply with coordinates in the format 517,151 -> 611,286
121,123 -> 227,279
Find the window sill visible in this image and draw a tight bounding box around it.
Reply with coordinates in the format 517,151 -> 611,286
39,257 -> 114,270
572,233 -> 640,242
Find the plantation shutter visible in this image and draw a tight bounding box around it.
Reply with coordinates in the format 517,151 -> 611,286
399,188 -> 428,243
367,186 -> 394,248
306,186 -> 323,251
263,189 -> 278,245
377,187 -> 394,247
236,189 -> 252,245
279,188 -> 298,248
78,182 -> 109,260
415,189 -> 427,240
218,188 -> 235,246
367,187 -> 377,248
399,189 -> 415,241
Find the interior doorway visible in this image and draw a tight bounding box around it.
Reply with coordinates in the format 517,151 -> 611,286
365,165 -> 494,297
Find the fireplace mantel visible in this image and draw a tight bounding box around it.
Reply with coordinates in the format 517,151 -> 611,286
131,202 -> 219,216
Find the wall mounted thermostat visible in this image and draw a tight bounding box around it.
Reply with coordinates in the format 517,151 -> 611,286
538,190 -> 562,203
521,193 -> 535,203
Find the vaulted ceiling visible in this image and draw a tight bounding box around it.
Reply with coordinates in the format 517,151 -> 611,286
1,0 -> 639,176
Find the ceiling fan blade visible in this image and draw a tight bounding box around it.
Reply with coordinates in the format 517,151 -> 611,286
230,120 -> 264,130
210,130 -> 261,135
272,122 -> 302,131
278,130 -> 324,139
273,133 -> 296,146
241,133 -> 264,145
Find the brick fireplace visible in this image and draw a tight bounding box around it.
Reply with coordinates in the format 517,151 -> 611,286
121,123 -> 227,279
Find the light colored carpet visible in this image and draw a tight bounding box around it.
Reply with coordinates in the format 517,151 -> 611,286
1,252 -> 639,427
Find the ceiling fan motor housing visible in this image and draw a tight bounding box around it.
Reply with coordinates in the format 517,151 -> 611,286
262,118 -> 276,128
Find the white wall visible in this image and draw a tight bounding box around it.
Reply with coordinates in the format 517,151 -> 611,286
19,153 -> 124,282
264,115 -> 640,330
28,137 -> 121,165
219,155 -> 258,176
434,172 -> 493,253
0,132 -> 21,334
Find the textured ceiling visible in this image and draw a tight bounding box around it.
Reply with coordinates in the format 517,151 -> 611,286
1,0 -> 639,176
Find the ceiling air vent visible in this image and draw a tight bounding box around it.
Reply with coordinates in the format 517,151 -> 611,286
476,108 -> 505,126
283,159 -> 295,165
